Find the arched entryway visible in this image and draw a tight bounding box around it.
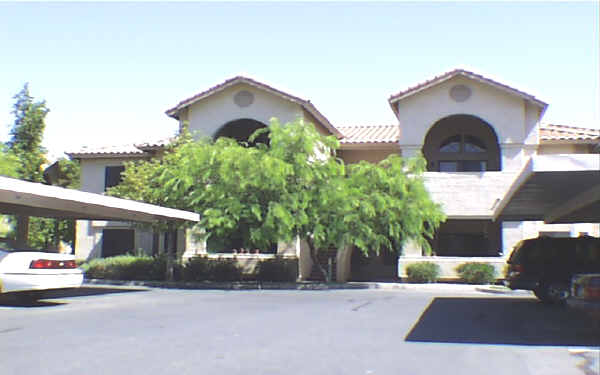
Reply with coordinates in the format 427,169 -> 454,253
214,118 -> 270,146
422,114 -> 501,172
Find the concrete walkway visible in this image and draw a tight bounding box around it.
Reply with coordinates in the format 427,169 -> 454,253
84,278 -> 531,295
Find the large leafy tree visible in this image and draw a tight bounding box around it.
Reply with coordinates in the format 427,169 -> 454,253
6,83 -> 50,248
7,83 -> 48,183
110,118 -> 445,281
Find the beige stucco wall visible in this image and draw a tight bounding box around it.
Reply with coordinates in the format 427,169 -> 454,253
80,157 -> 146,194
395,76 -> 541,172
538,143 -> 594,154
338,148 -> 400,164
186,83 -> 304,139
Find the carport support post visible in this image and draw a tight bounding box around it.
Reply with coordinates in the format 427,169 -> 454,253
16,215 -> 29,248
166,222 -> 176,282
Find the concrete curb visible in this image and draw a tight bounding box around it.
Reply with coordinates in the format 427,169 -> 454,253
84,279 -> 529,294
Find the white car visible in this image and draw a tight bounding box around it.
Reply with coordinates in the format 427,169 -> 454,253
0,249 -> 83,298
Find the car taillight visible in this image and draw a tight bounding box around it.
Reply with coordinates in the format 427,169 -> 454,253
30,259 -> 77,269
507,264 -> 524,279
583,279 -> 600,300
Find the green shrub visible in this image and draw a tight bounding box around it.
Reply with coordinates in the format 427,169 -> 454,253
182,256 -> 213,281
209,258 -> 243,282
80,254 -> 178,281
455,262 -> 497,284
182,256 -> 243,282
405,262 -> 440,283
257,257 -> 298,282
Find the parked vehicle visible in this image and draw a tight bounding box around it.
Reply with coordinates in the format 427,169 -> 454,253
568,273 -> 600,319
506,236 -> 600,304
0,248 -> 83,300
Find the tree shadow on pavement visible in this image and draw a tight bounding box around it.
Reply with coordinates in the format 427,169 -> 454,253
0,286 -> 148,308
405,297 -> 600,347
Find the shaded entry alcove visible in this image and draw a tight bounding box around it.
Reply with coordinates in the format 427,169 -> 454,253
214,118 -> 270,146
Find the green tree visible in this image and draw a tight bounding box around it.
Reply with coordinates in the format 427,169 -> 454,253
0,144 -> 20,178
39,158 -> 81,250
110,118 -> 445,281
7,83 -> 48,183
6,83 -> 50,248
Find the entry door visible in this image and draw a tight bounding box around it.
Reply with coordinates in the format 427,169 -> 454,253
102,229 -> 134,257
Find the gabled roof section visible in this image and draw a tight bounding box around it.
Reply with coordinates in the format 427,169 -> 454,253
388,69 -> 548,116
66,144 -> 150,159
338,125 -> 400,145
165,75 -> 342,138
540,124 -> 600,143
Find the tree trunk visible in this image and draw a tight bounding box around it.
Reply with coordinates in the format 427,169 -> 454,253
307,237 -> 330,282
16,215 -> 29,249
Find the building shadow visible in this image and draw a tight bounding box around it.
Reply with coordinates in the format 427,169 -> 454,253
405,297 -> 600,347
0,286 -> 148,308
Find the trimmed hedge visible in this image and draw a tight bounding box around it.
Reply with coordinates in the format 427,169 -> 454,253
455,262 -> 497,284
80,255 -> 172,281
256,256 -> 298,282
405,262 -> 440,283
81,255 -> 257,282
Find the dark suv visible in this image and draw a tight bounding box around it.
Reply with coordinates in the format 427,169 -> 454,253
506,236 -> 600,304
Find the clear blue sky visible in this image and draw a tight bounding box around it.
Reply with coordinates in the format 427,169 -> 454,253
1,2 -> 598,160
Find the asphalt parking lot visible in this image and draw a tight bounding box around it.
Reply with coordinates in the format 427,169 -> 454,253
1,286 -> 598,375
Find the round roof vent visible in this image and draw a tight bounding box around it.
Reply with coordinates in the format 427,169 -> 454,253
233,90 -> 254,108
450,84 -> 472,102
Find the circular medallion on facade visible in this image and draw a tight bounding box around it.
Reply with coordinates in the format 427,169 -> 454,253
449,84 -> 472,102
233,90 -> 254,107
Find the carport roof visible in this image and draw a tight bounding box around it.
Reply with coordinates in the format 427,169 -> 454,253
494,154 -> 600,224
0,176 -> 199,223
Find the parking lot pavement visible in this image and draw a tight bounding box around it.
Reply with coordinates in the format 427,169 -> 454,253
1,287 -> 597,375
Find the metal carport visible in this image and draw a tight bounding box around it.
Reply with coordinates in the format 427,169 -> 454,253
494,154 -> 600,224
0,176 -> 199,279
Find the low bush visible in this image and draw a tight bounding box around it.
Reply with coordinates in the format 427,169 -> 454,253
256,257 -> 298,282
80,255 -> 170,281
405,262 -> 440,283
182,256 -> 243,282
209,258 -> 243,282
455,262 -> 497,284
181,256 -> 213,282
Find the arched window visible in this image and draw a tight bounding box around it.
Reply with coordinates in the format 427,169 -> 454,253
422,115 -> 501,172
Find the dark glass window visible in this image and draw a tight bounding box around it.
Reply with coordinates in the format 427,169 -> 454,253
462,160 -> 487,172
437,233 -> 489,257
439,161 -> 458,172
440,135 -> 461,152
464,135 -> 487,152
439,160 -> 486,172
102,229 -> 134,257
105,166 -> 125,190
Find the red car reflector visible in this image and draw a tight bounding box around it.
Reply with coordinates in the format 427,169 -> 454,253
30,259 -> 78,269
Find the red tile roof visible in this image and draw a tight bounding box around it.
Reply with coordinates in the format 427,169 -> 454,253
388,69 -> 548,114
338,125 -> 399,144
540,124 -> 600,142
135,138 -> 175,151
165,75 -> 342,138
66,144 -> 149,159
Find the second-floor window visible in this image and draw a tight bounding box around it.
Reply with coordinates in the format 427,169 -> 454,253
422,114 -> 501,172
438,134 -> 489,172
104,166 -> 125,191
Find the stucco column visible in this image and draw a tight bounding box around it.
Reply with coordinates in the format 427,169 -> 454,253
336,246 -> 352,282
400,145 -> 422,158
401,239 -> 422,257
